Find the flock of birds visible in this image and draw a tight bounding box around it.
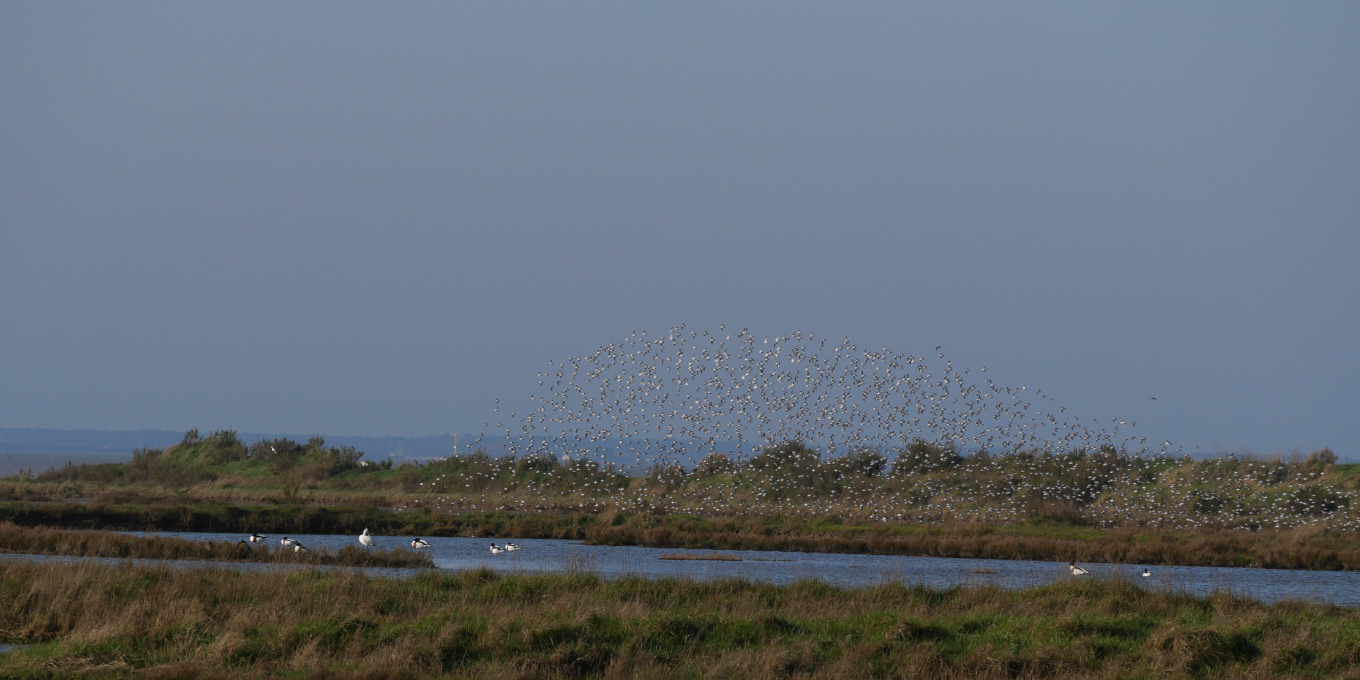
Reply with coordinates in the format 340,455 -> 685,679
494,325 -> 1159,464
240,529 -> 519,555
405,327 -> 1352,531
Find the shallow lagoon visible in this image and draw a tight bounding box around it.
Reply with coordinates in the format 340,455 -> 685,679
5,530 -> 1356,607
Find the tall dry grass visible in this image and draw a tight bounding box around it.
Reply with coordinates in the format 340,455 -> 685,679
1,560 -> 1358,679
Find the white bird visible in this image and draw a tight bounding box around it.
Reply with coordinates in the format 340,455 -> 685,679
359,528 -> 374,548
280,537 -> 298,547
294,543 -> 311,553
504,543 -> 520,552
249,533 -> 267,544
1069,562 -> 1089,576
489,543 -> 506,555
1141,568 -> 1151,578
411,538 -> 431,550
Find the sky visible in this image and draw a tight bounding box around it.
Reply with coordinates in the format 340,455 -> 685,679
2,3 -> 1357,457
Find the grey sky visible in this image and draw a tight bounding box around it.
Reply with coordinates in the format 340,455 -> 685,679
2,3 -> 1356,456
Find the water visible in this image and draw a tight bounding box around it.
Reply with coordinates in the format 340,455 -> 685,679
10,530 -> 1359,607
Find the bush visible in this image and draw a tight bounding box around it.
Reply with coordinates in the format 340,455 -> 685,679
694,453 -> 735,478
891,440 -> 960,476
745,441 -> 836,499
833,449 -> 887,478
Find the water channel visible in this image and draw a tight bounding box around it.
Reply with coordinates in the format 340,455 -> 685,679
6,530 -> 1358,607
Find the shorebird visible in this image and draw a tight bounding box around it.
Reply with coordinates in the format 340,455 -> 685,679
489,543 -> 506,555
1069,562 -> 1089,576
411,538 -> 431,550
359,528 -> 374,548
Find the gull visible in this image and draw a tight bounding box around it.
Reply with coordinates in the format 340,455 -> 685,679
411,538 -> 431,550
359,528 -> 375,548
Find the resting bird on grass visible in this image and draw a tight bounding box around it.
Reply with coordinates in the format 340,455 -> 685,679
1069,562 -> 1089,576
359,528 -> 375,548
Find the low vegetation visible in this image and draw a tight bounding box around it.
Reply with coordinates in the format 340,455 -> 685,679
5,431 -> 1360,570
0,522 -> 432,569
1,560 -> 1358,679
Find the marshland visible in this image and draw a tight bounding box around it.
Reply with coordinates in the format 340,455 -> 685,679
6,430 -> 1360,677
4,431 -> 1360,570
3,559 -> 1360,679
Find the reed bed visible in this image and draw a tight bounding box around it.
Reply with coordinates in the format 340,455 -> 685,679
1,560 -> 1359,679
0,522 -> 432,569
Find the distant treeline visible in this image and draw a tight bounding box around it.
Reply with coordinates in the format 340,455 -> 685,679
0,427 -> 498,459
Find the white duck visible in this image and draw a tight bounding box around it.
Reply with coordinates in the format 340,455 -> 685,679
359,528 -> 375,548
1069,562 -> 1089,576
504,543 -> 520,552
411,538 -> 431,550
489,543 -> 506,555
280,537 -> 298,547
249,533 -> 268,544
1141,568 -> 1151,578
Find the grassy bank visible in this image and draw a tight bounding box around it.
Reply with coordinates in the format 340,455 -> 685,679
12,432 -> 1359,535
0,501 -> 593,539
1,561 -> 1358,679
8,501 -> 1360,571
0,522 -> 432,569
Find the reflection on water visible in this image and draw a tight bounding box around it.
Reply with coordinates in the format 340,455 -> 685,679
0,530 -> 1344,607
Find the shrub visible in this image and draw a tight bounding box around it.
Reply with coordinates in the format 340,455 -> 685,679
694,453 -> 735,478
891,440 -> 960,476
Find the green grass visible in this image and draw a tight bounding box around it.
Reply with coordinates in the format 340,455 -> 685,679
1,561 -> 1359,678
